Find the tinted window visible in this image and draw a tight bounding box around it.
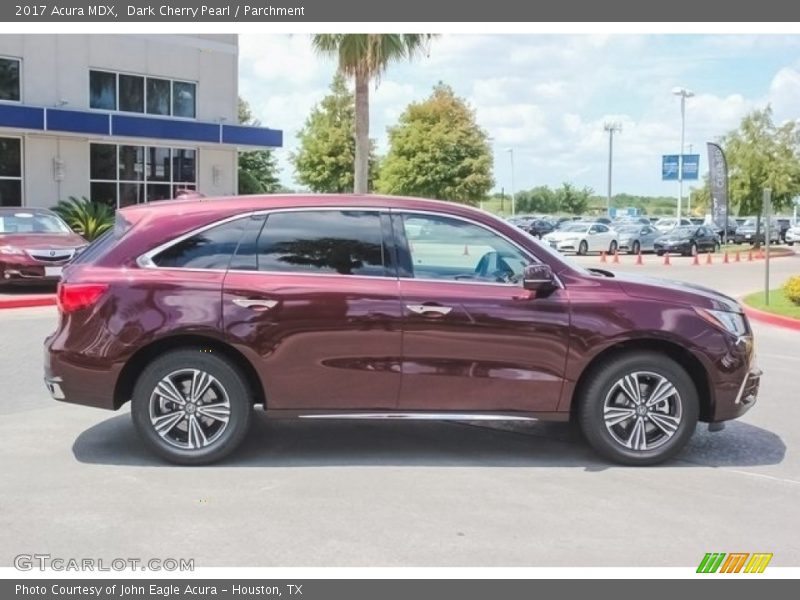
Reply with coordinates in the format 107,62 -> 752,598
256,211 -> 385,276
119,74 -> 144,112
402,213 -> 530,284
0,137 -> 21,177
172,81 -> 196,118
89,70 -> 116,110
0,57 -> 20,101
146,78 -> 171,115
153,218 -> 245,269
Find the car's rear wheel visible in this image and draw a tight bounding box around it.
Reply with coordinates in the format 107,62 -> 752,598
576,352 -> 699,465
578,240 -> 588,255
131,349 -> 253,465
630,241 -> 640,255
609,240 -> 618,254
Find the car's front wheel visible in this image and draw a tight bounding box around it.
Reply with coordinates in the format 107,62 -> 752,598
578,240 -> 588,255
577,352 -> 699,465
131,348 -> 253,465
630,241 -> 641,255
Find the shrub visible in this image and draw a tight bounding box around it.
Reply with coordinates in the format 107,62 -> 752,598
784,276 -> 800,306
51,196 -> 114,241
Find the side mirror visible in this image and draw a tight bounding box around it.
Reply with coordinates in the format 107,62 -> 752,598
522,263 -> 555,291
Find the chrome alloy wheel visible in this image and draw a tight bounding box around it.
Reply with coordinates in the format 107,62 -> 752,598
602,371 -> 683,451
148,369 -> 231,450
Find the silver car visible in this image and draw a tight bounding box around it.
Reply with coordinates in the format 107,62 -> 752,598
616,224 -> 661,254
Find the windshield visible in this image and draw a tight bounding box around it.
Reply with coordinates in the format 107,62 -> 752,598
671,227 -> 695,236
0,212 -> 71,234
560,223 -> 589,232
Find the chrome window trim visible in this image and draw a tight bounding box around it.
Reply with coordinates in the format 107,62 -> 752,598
136,205 -> 564,290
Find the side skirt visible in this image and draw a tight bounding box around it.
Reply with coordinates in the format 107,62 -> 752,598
261,410 -> 569,422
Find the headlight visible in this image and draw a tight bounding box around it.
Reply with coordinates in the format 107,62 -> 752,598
0,245 -> 24,255
696,308 -> 748,336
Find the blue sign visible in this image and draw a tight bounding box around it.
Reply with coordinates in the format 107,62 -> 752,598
681,154 -> 700,180
662,155 -> 680,180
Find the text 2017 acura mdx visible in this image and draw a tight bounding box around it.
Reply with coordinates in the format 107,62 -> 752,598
44,195 -> 761,465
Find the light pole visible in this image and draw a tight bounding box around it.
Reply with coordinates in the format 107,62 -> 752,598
672,87 -> 694,220
604,122 -> 622,218
687,143 -> 693,216
505,148 -> 515,216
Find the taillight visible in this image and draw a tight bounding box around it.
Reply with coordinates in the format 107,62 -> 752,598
57,282 -> 109,313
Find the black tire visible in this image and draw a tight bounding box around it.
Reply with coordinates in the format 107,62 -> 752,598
713,241 -> 720,253
609,240 -> 618,254
576,352 -> 699,466
131,348 -> 254,465
630,241 -> 640,255
578,240 -> 588,256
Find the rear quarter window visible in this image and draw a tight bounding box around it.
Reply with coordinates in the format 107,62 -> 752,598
70,214 -> 132,265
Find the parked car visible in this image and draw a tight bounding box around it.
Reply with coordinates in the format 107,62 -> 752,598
542,221 -> 617,255
615,224 -> 661,254
776,218 -> 791,243
732,218 -> 780,245
44,195 -> 760,466
654,217 -> 693,233
654,225 -> 721,256
785,222 -> 800,246
710,217 -> 739,242
0,208 -> 87,287
689,218 -> 704,226
520,218 -> 556,239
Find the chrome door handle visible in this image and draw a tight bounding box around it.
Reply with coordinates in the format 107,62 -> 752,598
232,298 -> 278,310
406,304 -> 452,316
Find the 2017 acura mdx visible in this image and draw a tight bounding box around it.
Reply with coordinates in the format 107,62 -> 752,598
44,195 -> 761,465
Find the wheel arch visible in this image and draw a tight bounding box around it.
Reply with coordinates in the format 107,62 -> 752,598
113,334 -> 266,410
568,338 -> 713,422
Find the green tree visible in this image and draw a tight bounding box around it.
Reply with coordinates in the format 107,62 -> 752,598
311,34 -> 436,194
377,83 -> 494,203
555,182 -> 592,215
237,97 -> 281,194
292,73 -> 376,193
722,106 -> 800,216
515,186 -> 559,214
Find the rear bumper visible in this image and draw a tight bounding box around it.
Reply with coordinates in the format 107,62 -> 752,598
44,340 -> 122,410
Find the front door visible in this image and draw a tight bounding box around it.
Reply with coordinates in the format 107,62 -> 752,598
222,209 -> 403,410
394,212 -> 571,413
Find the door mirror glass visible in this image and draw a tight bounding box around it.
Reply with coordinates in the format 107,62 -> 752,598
522,263 -> 555,291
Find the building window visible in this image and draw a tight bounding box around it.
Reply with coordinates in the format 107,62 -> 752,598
89,69 -> 196,118
90,143 -> 197,209
0,137 -> 22,207
0,57 -> 21,102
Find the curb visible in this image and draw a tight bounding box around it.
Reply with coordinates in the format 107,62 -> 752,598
0,295 -> 57,310
742,304 -> 800,332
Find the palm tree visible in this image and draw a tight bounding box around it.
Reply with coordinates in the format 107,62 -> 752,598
312,34 -> 435,194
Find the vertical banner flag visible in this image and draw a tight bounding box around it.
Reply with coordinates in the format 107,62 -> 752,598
707,142 -> 729,235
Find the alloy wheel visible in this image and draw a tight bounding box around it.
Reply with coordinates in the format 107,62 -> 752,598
602,371 -> 683,451
148,368 -> 232,450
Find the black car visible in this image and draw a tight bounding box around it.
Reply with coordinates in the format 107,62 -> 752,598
712,217 -> 739,242
522,218 -> 556,238
777,218 -> 791,243
654,226 -> 720,256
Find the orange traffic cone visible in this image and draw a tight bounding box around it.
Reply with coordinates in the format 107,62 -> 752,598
747,249 -> 753,262
663,253 -> 671,266
612,250 -> 620,264
600,251 -> 607,263
635,251 -> 643,265
692,253 -> 700,266
706,252 -> 713,265
723,251 -> 729,264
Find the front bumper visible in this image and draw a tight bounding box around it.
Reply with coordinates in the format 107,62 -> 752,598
546,239 -> 580,252
654,241 -> 689,254
785,231 -> 800,243
0,257 -> 67,284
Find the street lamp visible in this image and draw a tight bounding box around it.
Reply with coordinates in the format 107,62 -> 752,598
672,87 -> 694,220
505,148 -> 515,216
604,122 -> 622,218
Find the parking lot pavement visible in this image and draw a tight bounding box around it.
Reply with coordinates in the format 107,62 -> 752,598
1,257 -> 799,568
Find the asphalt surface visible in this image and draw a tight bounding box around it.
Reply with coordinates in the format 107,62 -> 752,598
1,252 -> 799,567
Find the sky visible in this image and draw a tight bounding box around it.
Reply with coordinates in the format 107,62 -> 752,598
238,34 -> 800,198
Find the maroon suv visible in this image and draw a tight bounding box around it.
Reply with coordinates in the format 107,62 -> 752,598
44,195 -> 761,465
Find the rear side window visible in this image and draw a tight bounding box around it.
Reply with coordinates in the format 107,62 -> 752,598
70,213 -> 132,265
153,218 -> 246,269
256,210 -> 385,276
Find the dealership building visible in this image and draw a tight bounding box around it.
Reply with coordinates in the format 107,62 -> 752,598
0,34 -> 282,209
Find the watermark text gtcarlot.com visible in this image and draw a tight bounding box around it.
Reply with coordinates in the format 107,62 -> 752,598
14,554 -> 194,571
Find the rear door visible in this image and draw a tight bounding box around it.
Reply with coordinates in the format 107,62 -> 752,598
222,209 -> 403,410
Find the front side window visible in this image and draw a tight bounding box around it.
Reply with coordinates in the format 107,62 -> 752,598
0,137 -> 22,207
0,57 -> 20,102
90,143 -> 197,209
256,211 -> 386,276
152,218 -> 246,269
402,213 -> 531,284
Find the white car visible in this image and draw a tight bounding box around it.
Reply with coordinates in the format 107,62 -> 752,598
786,223 -> 800,246
654,217 -> 693,233
542,222 -> 618,255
